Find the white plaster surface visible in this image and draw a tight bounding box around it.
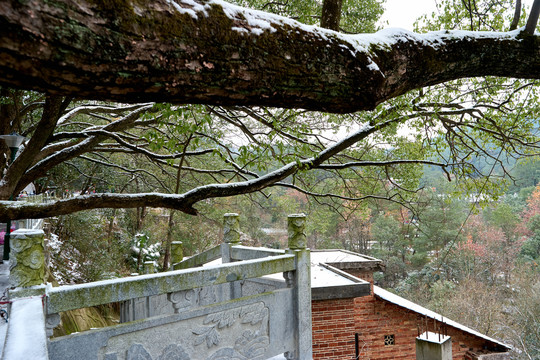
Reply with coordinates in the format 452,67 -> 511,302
310,249 -> 378,264
417,331 -> 451,344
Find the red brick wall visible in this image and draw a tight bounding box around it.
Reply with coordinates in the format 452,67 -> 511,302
353,294 -> 496,360
312,298 -> 357,360
346,270 -> 374,293
310,269 -> 506,360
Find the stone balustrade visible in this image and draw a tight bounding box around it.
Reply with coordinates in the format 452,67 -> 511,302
1,214 -> 312,360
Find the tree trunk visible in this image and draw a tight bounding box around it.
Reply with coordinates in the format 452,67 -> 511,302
0,96 -> 69,200
1,0 -> 540,113
321,0 -> 343,31
162,134 -> 193,271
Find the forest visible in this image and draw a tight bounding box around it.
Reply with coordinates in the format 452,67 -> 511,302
0,0 -> 539,358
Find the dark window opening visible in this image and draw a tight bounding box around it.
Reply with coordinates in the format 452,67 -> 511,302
384,334 -> 395,346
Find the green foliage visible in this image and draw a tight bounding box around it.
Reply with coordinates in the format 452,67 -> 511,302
229,0 -> 384,33
130,233 -> 161,272
520,214 -> 540,263
507,157 -> 540,194
417,0 -> 522,31
485,202 -> 519,238
48,210 -> 131,283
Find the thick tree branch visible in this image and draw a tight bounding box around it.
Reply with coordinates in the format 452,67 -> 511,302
510,0 -> 522,30
320,0 -> 343,30
1,0 -> 540,113
526,0 -> 540,34
0,96 -> 69,199
0,117 -> 395,220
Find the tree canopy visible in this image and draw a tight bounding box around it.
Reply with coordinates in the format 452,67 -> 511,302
1,0 -> 540,222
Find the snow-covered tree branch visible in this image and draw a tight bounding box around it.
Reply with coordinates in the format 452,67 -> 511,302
1,0 -> 540,113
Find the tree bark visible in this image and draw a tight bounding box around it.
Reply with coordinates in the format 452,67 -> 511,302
321,0 -> 343,30
526,0 -> 540,34
510,0 -> 522,30
0,96 -> 69,199
1,0 -> 540,113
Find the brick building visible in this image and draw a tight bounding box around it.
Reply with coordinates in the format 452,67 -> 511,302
310,250 -> 511,360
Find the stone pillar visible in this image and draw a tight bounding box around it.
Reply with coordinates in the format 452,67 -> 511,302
171,241 -> 183,270
143,261 -> 155,274
287,214 -> 307,250
416,332 -> 452,360
222,213 -> 241,264
285,214 -> 312,360
222,213 -> 241,300
223,213 -> 241,245
9,229 -> 46,288
5,229 -> 49,359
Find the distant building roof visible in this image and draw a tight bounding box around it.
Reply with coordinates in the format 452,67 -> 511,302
309,249 -> 509,351
310,249 -> 385,272
200,246 -> 509,351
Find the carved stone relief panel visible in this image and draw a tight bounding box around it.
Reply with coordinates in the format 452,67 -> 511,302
168,285 -> 221,314
99,302 -> 269,360
120,285 -> 226,323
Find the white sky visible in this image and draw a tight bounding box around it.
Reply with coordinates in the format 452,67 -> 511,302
380,0 -> 535,31
380,0 -> 437,30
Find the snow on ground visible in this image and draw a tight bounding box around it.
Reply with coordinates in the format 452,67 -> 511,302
2,295 -> 48,360
0,261 -> 11,351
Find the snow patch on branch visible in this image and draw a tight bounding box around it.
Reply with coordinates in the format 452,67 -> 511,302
167,0 -> 208,19
195,0 -> 523,78
170,0 -> 523,60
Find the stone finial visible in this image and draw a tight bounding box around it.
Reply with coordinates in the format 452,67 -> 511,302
223,213 -> 240,244
9,229 -> 46,288
287,214 -> 307,250
143,261 -> 155,274
171,241 -> 183,265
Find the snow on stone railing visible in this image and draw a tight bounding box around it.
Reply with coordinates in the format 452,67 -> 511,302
46,254 -> 296,314
3,229 -> 49,360
2,214 -> 313,360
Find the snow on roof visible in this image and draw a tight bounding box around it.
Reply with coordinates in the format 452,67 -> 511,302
417,331 -> 450,344
311,249 -> 380,265
204,249 -> 364,288
311,264 -> 359,287
373,285 -> 509,349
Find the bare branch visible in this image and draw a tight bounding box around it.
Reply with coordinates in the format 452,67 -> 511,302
510,0 -> 522,30
526,0 -> 540,34
318,159 -> 455,170
0,116 -> 396,219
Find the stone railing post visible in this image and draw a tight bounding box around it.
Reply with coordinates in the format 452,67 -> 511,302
285,214 -> 312,360
143,261 -> 155,274
223,213 -> 241,246
9,229 -> 46,288
221,213 -> 241,299
4,229 -> 49,359
170,241 -> 183,271
221,213 -> 241,263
